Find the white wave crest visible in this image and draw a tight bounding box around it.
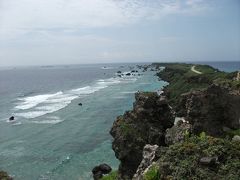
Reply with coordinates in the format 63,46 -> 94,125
15,91 -> 63,110
14,75 -> 140,119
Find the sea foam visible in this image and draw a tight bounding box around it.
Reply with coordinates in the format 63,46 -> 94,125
14,75 -> 140,120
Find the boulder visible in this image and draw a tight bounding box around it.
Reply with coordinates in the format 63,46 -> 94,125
0,171 -> 13,180
126,73 -> 131,76
232,135 -> 240,143
9,116 -> 14,121
199,157 -> 218,167
78,103 -> 82,106
92,164 -> 112,180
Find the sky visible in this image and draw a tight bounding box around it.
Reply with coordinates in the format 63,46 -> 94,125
0,0 -> 239,66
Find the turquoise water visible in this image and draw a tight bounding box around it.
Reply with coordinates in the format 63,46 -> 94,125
0,61 -> 238,180
0,64 -> 166,179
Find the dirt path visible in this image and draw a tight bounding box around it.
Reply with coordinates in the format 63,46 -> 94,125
191,66 -> 202,74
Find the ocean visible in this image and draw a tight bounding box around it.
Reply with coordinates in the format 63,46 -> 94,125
0,62 -> 239,180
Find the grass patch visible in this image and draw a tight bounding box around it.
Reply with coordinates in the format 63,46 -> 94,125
143,165 -> 160,180
155,63 -> 239,109
226,129 -> 240,138
156,134 -> 240,179
101,171 -> 118,180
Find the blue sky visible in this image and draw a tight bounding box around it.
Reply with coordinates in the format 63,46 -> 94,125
0,0 -> 239,66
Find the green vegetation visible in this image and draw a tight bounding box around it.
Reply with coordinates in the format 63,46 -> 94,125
140,91 -> 157,97
144,133 -> 240,180
118,116 -> 143,140
118,118 -> 135,136
101,171 -> 118,180
155,63 -> 240,107
226,128 -> 240,138
143,164 -> 160,180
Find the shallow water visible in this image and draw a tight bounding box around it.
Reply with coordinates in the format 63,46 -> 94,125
0,61 -> 238,180
0,63 -> 166,180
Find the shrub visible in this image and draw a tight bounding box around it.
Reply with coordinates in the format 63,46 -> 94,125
101,171 -> 118,180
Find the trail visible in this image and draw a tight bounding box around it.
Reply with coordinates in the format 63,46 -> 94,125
191,66 -> 202,74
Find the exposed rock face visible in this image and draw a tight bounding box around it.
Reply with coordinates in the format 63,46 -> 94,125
165,120 -> 192,146
178,84 -> 240,137
133,144 -> 159,180
92,164 -> 112,180
110,92 -> 174,179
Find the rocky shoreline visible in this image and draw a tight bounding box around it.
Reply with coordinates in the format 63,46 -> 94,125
1,63 -> 239,180
95,63 -> 240,180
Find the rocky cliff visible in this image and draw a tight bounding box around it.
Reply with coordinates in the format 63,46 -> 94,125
99,63 -> 240,180
110,92 -> 174,179
178,84 -> 240,137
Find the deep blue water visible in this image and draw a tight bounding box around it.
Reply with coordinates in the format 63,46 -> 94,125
0,61 -> 239,180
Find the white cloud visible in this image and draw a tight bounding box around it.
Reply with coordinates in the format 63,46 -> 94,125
0,0 -> 213,66
0,0 -> 209,31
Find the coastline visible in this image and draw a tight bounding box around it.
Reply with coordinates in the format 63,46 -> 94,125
99,62 -> 240,180
1,62 -> 239,180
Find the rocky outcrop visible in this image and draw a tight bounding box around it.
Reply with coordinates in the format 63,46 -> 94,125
110,92 -> 174,179
133,144 -> 159,180
178,84 -> 240,137
92,164 -> 112,180
165,120 -> 192,145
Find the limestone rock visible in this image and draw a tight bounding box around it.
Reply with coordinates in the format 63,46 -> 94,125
232,135 -> 240,143
178,84 -> 240,137
165,120 -> 191,145
133,144 -> 159,180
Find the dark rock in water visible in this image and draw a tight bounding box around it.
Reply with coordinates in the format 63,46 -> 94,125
110,92 -> 174,179
199,157 -> 218,167
131,70 -> 139,73
9,116 -> 14,121
126,73 -> 131,76
117,75 -> 122,78
178,84 -> 240,137
92,171 -> 102,180
0,171 -> 13,180
78,103 -> 83,106
117,71 -> 122,73
92,164 -> 112,180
